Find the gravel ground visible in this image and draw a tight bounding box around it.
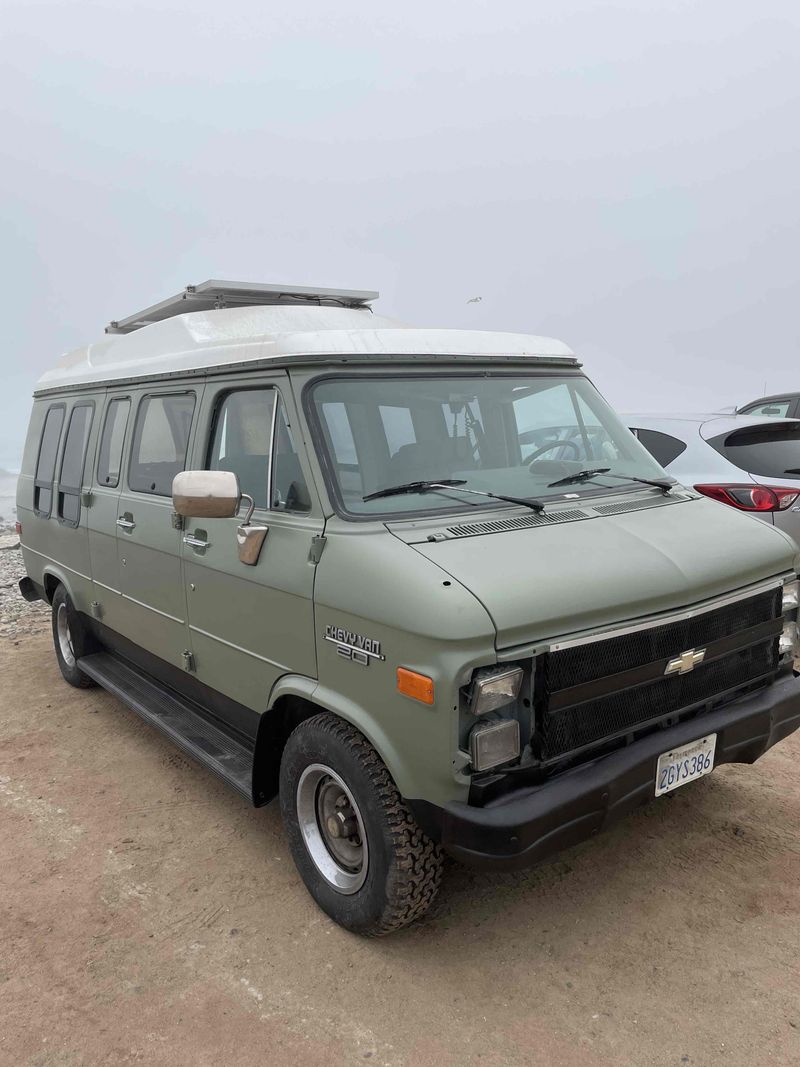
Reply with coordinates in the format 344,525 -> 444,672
0,541 -> 49,640
2,573 -> 800,1064
0,468 -> 48,640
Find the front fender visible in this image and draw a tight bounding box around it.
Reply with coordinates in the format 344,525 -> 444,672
267,674 -> 466,805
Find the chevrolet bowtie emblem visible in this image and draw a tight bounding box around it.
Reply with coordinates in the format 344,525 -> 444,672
665,648 -> 706,675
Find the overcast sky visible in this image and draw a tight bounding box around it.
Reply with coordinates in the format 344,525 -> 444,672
2,0 -> 799,467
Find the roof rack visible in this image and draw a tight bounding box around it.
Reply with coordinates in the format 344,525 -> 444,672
105,279 -> 379,334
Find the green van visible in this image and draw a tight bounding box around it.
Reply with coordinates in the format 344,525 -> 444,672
17,280 -> 800,934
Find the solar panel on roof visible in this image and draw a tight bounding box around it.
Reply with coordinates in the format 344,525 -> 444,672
105,279 -> 379,334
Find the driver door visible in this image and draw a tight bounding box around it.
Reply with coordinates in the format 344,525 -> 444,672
181,375 -> 323,713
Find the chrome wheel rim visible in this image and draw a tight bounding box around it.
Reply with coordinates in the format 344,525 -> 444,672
296,763 -> 368,894
56,603 -> 76,668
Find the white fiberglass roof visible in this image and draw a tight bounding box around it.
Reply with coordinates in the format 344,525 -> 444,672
36,305 -> 577,393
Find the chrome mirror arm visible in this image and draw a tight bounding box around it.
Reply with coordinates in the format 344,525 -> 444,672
240,493 -> 256,526
236,493 -> 268,566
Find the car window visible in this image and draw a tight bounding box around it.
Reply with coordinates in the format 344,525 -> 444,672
272,403 -> 311,513
741,401 -> 792,418
34,405 -> 65,517
513,383 -> 622,465
57,404 -> 94,525
208,389 -> 274,509
97,398 -> 131,488
322,402 -> 358,465
629,427 -> 687,468
129,393 -> 196,496
380,405 -> 417,457
708,423 -> 800,479
309,374 -> 664,517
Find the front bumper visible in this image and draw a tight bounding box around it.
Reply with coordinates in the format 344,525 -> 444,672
410,672 -> 800,871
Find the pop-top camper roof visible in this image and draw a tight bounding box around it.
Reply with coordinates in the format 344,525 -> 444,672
35,280 -> 577,394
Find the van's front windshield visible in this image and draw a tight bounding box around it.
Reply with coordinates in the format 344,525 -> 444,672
309,373 -> 672,517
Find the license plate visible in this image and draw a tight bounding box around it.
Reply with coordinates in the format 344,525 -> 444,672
655,733 -> 717,797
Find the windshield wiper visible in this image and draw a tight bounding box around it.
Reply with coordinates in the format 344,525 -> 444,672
548,468 -> 674,493
548,467 -> 611,487
363,479 -> 545,513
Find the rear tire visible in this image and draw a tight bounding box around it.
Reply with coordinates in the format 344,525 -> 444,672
51,585 -> 97,689
280,714 -> 443,936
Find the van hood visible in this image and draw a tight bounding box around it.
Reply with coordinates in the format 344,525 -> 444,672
397,495 -> 798,650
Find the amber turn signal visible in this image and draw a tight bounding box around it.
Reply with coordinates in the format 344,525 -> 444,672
397,667 -> 435,705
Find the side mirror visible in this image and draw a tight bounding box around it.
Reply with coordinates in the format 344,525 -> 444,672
172,470 -> 241,519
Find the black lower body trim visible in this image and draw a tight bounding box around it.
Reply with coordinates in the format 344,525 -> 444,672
409,672 -> 800,871
86,615 -> 260,744
79,651 -> 255,801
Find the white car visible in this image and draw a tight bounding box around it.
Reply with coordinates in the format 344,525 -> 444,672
625,413 -> 800,543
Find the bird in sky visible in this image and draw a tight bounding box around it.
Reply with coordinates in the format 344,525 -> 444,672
466,296 -> 482,304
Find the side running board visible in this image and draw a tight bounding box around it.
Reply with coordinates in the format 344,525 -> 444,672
78,652 -> 254,802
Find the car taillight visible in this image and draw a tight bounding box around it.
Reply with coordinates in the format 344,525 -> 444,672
15,521 -> 22,536
694,484 -> 800,512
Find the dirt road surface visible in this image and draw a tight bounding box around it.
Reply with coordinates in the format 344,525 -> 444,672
2,623 -> 800,1065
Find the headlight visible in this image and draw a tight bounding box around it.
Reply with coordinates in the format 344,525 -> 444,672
468,667 -> 523,716
783,580 -> 799,613
470,719 -> 520,771
780,580 -> 800,669
780,621 -> 798,657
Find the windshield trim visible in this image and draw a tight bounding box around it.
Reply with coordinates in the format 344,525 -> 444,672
301,368 -> 654,523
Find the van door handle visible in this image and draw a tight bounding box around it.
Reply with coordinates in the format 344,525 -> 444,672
182,534 -> 208,549
116,517 -> 136,530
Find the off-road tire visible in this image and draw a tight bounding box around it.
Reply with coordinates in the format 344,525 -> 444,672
51,585 -> 97,689
280,713 -> 443,936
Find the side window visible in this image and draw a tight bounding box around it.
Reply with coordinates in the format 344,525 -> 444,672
322,402 -> 358,465
57,404 -> 94,525
129,393 -> 196,496
742,401 -> 791,418
513,383 -> 591,462
272,403 -> 311,513
629,427 -> 687,468
34,405 -> 65,517
379,405 -> 416,456
97,398 -> 131,487
320,401 -> 361,499
208,389 -> 275,509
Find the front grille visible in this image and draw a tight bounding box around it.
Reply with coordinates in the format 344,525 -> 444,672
535,586 -> 783,762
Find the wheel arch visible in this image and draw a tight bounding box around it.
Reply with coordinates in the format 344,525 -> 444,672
42,566 -> 72,604
252,675 -> 410,806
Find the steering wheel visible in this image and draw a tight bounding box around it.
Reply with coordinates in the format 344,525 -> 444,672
526,439 -> 581,466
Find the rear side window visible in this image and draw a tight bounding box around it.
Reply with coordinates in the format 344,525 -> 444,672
129,393 -> 196,496
741,401 -> 792,418
97,398 -> 131,487
57,404 -> 94,526
34,405 -> 65,517
708,423 -> 800,478
629,428 -> 687,468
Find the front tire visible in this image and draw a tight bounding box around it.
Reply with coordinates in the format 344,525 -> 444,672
51,585 -> 97,689
280,714 -> 443,936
